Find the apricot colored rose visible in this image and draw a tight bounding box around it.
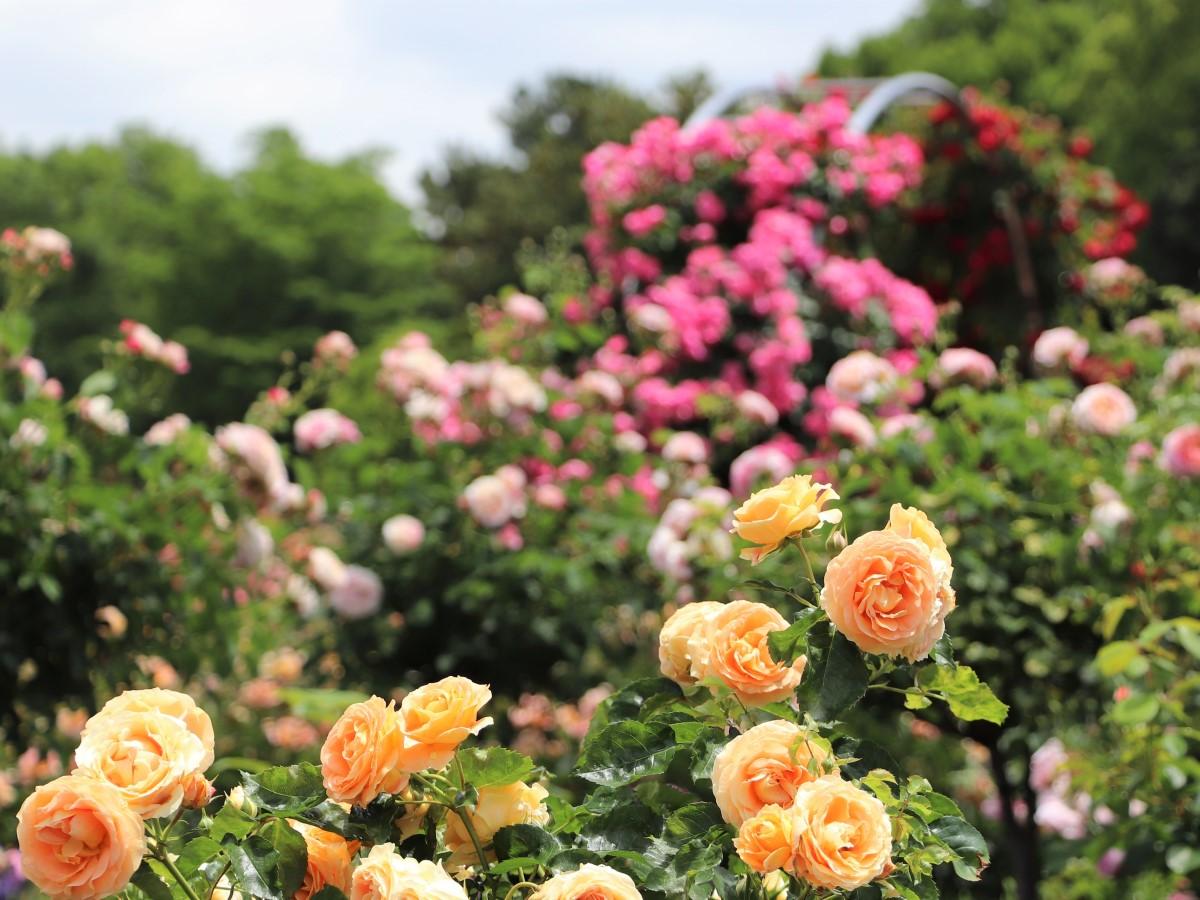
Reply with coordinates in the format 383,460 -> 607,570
320,696 -> 409,807
88,688 -> 215,770
395,676 -> 493,772
712,720 -> 836,826
180,772 -> 215,809
17,774 -> 145,900
444,781 -> 549,872
532,863 -> 643,899
688,600 -> 806,707
75,710 -> 208,819
350,843 -> 466,900
821,530 -> 955,662
290,821 -> 353,900
657,601 -> 722,685
734,804 -> 797,874
790,775 -> 892,890
885,504 -> 952,579
731,475 -> 841,564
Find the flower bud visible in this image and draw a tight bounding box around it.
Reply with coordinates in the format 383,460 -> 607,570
226,785 -> 257,817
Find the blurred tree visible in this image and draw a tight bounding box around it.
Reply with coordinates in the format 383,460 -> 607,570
819,0 -> 1200,286
0,127 -> 453,423
420,71 -> 713,307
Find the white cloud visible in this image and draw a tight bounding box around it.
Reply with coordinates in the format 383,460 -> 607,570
0,0 -> 917,201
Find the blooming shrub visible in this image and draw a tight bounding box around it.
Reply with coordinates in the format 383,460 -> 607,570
17,489 -> 1005,899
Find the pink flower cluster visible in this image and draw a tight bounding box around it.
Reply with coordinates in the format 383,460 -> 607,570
117,320 -> 190,374
293,408 -> 362,453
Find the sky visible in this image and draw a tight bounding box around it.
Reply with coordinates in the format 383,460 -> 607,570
0,1 -> 918,202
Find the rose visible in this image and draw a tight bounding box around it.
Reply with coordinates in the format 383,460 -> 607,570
17,774 -> 145,900
350,844 -> 465,900
828,406 -> 878,448
712,720 -> 836,826
503,292 -> 549,326
395,676 -> 493,772
144,413 -> 191,446
790,775 -> 893,890
443,781 -> 550,871
294,409 -> 362,453
822,528 -> 955,662
180,772 -> 215,809
532,864 -> 643,899
688,600 -> 806,706
307,546 -> 347,591
320,696 -> 408,806
463,474 -> 522,528
825,350 -> 897,403
931,348 -> 997,389
731,474 -> 841,564
1071,383 -> 1137,436
1032,326 -> 1088,372
885,503 -> 953,580
328,565 -> 383,620
658,601 -> 722,685
382,515 -> 425,554
661,430 -> 708,464
291,822 -> 353,900
87,688 -> 215,770
734,803 -> 796,874
1161,423 -> 1200,477
314,330 -> 357,366
735,390 -> 779,426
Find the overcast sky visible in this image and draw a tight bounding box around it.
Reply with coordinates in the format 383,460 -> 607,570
0,1 -> 917,202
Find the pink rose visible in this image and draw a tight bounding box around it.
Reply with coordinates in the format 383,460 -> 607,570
1032,327 -> 1088,373
314,330 -> 357,366
382,515 -> 425,554
329,565 -> 383,620
294,409 -> 362,453
502,293 -> 548,326
828,406 -> 877,448
1161,423 -> 1200,477
661,431 -> 708,464
932,348 -> 997,389
825,351 -> 897,404
1071,384 -> 1136,436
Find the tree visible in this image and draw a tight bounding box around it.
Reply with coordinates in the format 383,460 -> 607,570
0,127 -> 453,423
419,72 -> 713,308
819,0 -> 1200,287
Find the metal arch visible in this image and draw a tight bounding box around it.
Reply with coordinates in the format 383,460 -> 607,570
683,84 -> 780,132
846,72 -> 965,134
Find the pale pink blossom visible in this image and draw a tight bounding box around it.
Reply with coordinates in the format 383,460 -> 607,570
1071,384 -> 1136,436
1161,423 -> 1200,477
144,413 -> 191,446
464,473 -> 525,528
307,546 -> 347,591
532,483 -> 567,511
215,423 -> 290,503
294,408 -> 361,453
328,565 -> 383,619
382,514 -> 425,554
1123,316 -> 1163,345
1032,326 -> 1089,373
932,347 -> 997,389
10,418 -> 47,449
503,293 -> 548,326
661,431 -> 708,464
314,330 -> 357,366
78,394 -> 129,436
734,390 -> 779,426
829,405 -> 877,447
825,350 -> 897,403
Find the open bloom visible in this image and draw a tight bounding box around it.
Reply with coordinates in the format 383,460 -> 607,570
17,774 -> 145,900
294,408 -> 362,453
320,697 -> 408,806
789,775 -> 893,890
396,676 -> 493,772
1161,423 -> 1200,477
291,822 -> 354,900
87,689 -> 215,771
350,844 -> 465,900
443,781 -> 549,871
1071,383 -> 1136,436
687,600 -> 806,706
658,601 -> 722,685
712,720 -> 836,826
731,475 -> 841,564
532,864 -> 643,899
822,526 -> 956,662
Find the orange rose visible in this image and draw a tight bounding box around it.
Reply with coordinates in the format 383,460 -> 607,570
821,530 -> 955,662
688,601 -> 806,707
17,774 -> 145,900
181,772 -> 215,809
320,696 -> 409,807
657,601 -> 722,685
885,504 -> 952,579
532,864 -> 643,899
712,720 -> 836,826
731,475 -> 841,565
790,775 -> 892,890
395,677 -> 492,772
443,781 -> 549,872
75,710 -> 208,819
734,804 -> 797,875
350,843 -> 466,900
87,688 -> 215,770
290,822 -> 353,900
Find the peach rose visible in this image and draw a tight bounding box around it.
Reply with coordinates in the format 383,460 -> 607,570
657,601 -> 722,685
291,822 -> 354,900
731,475 -> 841,564
395,677 -> 492,772
1071,383 -> 1136,436
180,772 -> 215,809
712,720 -> 836,826
734,803 -> 797,874
825,350 -> 897,404
443,781 -> 549,872
822,530 -> 955,662
75,710 -> 208,819
320,696 -> 409,807
532,864 -> 643,899
350,843 -> 466,900
885,504 -> 952,580
790,775 -> 892,890
688,601 -> 806,707
17,774 -> 146,900
88,688 -> 215,770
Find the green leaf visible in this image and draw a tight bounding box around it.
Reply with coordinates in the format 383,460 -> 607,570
210,802 -> 257,842
262,819 -> 308,898
923,665 -> 1009,725
309,888 -> 348,900
1111,693 -> 1159,725
131,862 -> 174,900
930,816 -> 990,881
662,803 -> 727,844
226,835 -> 284,900
1175,625 -> 1200,659
493,824 -> 563,863
819,632 -> 869,716
767,608 -> 824,665
584,678 -> 685,748
176,837 -> 224,876
580,800 -> 660,852
575,721 -> 681,787
243,763 -> 327,815
79,369 -> 117,397
930,634 -> 955,667
1096,640 -> 1139,676
456,747 -> 535,789
277,689 -> 370,727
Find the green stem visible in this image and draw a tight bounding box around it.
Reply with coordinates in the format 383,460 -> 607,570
503,881 -> 541,899
451,751 -> 491,875
151,842 -> 203,900
797,541 -> 820,597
